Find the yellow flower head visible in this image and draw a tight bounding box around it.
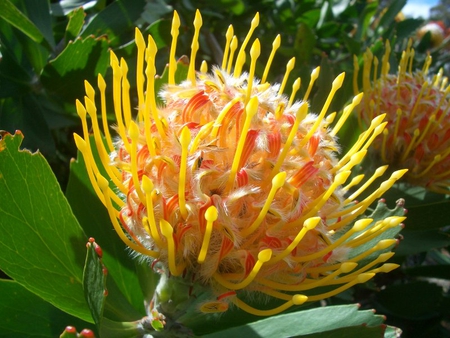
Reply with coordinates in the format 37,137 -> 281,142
355,40 -> 450,193
75,10 -> 406,317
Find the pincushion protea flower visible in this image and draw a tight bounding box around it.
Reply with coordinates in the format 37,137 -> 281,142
354,40 -> 450,194
74,10 -> 406,331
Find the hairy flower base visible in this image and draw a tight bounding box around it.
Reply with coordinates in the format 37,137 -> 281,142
75,10 -> 406,320
355,40 -> 450,193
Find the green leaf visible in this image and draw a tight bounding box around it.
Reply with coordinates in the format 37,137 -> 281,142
99,318 -> 141,338
65,7 -> 86,44
0,0 -> 51,49
375,281 -> 443,320
0,132 -> 92,323
0,94 -> 56,157
396,18 -> 424,42
80,0 -> 146,47
203,304 -> 399,338
140,0 -> 173,24
377,0 -> 407,36
41,35 -> 109,104
384,183 -> 450,230
84,238 -> 107,326
22,0 -> 55,49
355,1 -> 378,40
0,279 -> 96,337
396,229 -> 450,256
294,22 -> 316,65
67,144 -> 147,316
83,238 -> 143,337
0,2 -> 50,76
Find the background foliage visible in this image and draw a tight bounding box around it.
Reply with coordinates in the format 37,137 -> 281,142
0,0 -> 450,337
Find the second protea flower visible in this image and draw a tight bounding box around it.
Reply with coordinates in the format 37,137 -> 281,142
355,40 -> 450,193
74,10 -> 406,333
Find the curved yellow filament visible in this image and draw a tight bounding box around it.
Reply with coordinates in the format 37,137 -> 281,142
328,171 -> 407,231
303,66 -> 320,101
343,165 -> 388,205
413,114 -> 435,148
198,206 -> 218,263
245,38 -> 261,105
278,57 -> 295,96
271,102 -> 308,177
110,52 -> 130,153
84,96 -> 125,193
226,96 -> 259,191
135,28 -> 145,119
347,217 -> 405,248
306,273 -> 375,302
267,217 -> 320,265
190,121 -> 214,154
234,12 -> 259,77
261,34 -> 281,84
200,60 -> 208,74
288,77 -> 301,108
74,132 -> 123,208
306,239 -> 397,275
169,10 -> 180,85
188,10 -> 202,85
160,219 -> 185,276
120,58 -> 132,128
222,25 -> 234,69
335,114 -> 386,171
342,174 -> 365,192
338,150 -> 367,173
179,126 -> 191,219
97,74 -> 115,152
401,128 -> 420,161
324,253 -> 395,285
240,172 -> 286,237
226,36 -> 238,75
299,73 -> 345,149
259,262 -> 357,292
74,134 -> 105,206
293,218 -> 373,263
142,175 -> 163,247
211,97 -> 242,139
331,93 -> 363,136
213,249 -> 272,290
145,34 -> 165,141
288,171 -> 351,228
97,173 -> 158,258
231,294 -> 307,316
128,121 -> 146,203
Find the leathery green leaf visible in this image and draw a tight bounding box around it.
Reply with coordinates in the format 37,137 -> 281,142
0,131 -> 92,322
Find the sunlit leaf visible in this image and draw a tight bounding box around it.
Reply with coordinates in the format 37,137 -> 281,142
0,132 -> 92,322
41,35 -> 109,104
80,0 -> 146,47
0,0 -> 51,49
65,7 -> 86,43
203,304 -> 400,338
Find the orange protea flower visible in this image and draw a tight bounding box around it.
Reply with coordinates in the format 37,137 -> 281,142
74,10 -> 406,324
354,40 -> 450,193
